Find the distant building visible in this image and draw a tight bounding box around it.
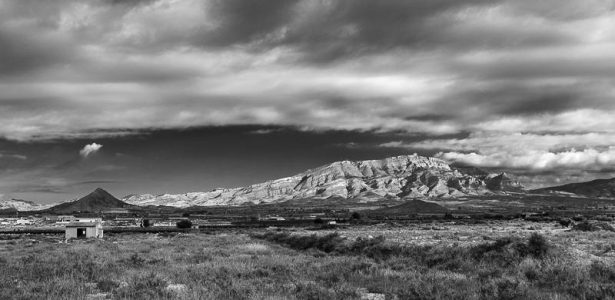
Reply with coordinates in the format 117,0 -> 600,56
15,219 -> 33,226
65,218 -> 103,239
264,216 -> 286,221
57,215 -> 77,223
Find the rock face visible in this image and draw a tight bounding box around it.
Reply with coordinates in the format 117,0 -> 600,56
48,188 -> 134,213
123,155 -> 526,207
533,178 -> 615,198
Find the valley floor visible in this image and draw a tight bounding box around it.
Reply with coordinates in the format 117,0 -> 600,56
1,221 -> 615,299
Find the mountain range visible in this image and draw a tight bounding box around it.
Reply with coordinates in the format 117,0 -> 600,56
0,198 -> 54,211
122,154 -> 524,207
2,154 -> 614,211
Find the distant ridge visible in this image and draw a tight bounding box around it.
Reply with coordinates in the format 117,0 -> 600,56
48,188 -> 134,213
533,178 -> 615,198
0,198 -> 52,211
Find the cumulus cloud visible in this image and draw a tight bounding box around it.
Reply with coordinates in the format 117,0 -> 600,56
1,0 -> 615,195
437,148 -> 615,171
385,130 -> 615,174
79,143 -> 103,158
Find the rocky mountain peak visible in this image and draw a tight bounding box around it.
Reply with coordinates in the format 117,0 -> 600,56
123,154 -> 526,207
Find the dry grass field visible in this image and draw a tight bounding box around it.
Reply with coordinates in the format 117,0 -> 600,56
1,221 -> 615,299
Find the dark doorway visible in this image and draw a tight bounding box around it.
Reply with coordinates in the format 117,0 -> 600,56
77,228 -> 86,238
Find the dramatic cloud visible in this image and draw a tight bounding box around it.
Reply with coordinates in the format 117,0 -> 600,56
2,0 -> 615,191
79,143 -> 103,158
384,130 -> 615,185
437,148 -> 615,171
1,0 -> 614,140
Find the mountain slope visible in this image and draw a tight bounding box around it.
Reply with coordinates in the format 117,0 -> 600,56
124,154 -> 526,207
0,198 -> 54,211
48,188 -> 134,213
533,178 -> 615,198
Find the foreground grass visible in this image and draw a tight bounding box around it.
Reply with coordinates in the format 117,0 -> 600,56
1,229 -> 614,299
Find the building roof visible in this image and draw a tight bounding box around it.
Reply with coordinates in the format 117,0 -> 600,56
65,222 -> 100,227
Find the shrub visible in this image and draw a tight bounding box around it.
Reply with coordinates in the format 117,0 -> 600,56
176,220 -> 193,229
128,253 -> 145,267
589,261 -> 615,282
97,279 -> 119,292
526,233 -> 549,258
572,221 -> 615,232
141,219 -> 152,228
470,233 -> 550,264
558,218 -> 572,228
573,221 -> 595,231
471,237 -> 514,259
254,232 -> 407,260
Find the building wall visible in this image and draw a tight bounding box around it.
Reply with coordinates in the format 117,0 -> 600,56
65,228 -> 77,239
65,225 -> 103,239
85,226 -> 103,238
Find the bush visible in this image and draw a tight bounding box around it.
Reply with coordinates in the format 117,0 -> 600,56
470,233 -> 550,263
254,232 -> 410,261
526,233 -> 549,258
589,261 -> 615,282
127,253 -> 145,267
96,279 -> 119,292
573,221 -> 615,232
176,220 -> 193,229
141,219 -> 152,228
558,218 -> 572,227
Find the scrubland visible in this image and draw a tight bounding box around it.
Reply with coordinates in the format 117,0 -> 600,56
1,220 -> 615,299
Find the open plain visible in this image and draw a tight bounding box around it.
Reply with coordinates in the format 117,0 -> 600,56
2,220 -> 615,300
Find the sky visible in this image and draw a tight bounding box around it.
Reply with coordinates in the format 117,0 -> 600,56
2,0 -> 615,203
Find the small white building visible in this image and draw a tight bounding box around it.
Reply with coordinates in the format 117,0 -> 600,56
65,219 -> 103,239
15,219 -> 33,226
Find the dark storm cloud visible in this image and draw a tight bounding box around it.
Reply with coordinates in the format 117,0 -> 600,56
196,0 -> 522,63
202,0 -> 301,47
105,0 -> 158,6
452,54 -> 615,80
273,0 -> 493,62
0,28 -> 76,76
436,82 -> 605,118
2,0 -> 615,192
